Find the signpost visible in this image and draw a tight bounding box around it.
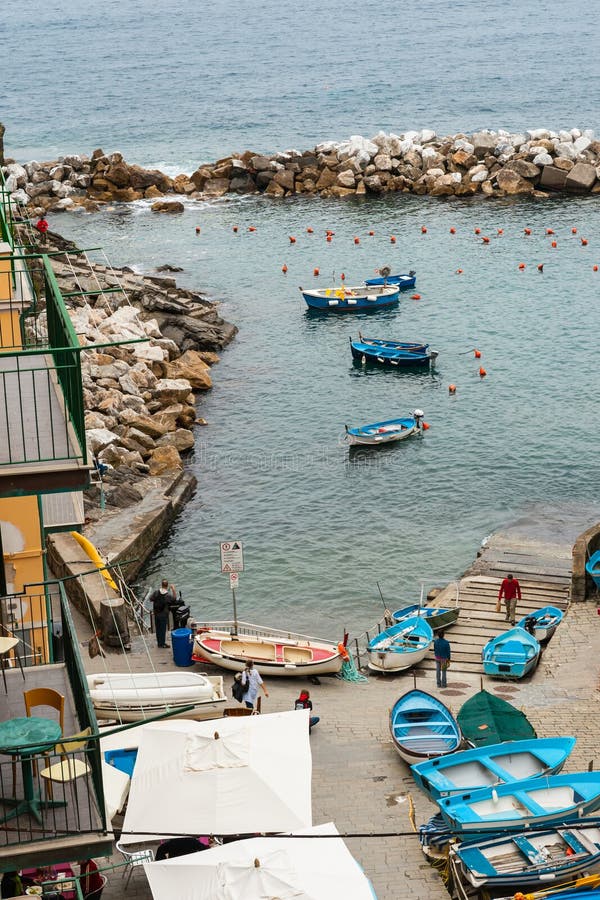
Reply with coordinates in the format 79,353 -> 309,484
220,542 -> 244,634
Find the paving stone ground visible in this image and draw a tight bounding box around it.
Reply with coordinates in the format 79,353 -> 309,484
70,595 -> 600,900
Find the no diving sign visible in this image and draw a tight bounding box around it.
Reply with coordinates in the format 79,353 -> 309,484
229,571 -> 239,590
220,540 -> 244,573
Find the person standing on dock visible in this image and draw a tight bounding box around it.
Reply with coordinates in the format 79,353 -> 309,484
497,573 -> 521,626
433,630 -> 451,688
241,659 -> 268,710
150,579 -> 176,648
35,214 -> 49,244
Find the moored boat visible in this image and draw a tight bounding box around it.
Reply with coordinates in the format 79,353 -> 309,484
451,819 -> 600,889
411,736 -> 576,800
389,689 -> 462,765
358,332 -> 427,351
192,620 -> 345,676
438,772 -> 600,834
350,338 -> 438,368
482,626 -> 540,679
517,605 -> 564,642
585,549 -> 600,588
87,671 -> 227,722
345,410 -> 425,447
364,271 -> 416,289
392,604 -> 459,631
457,689 -> 537,747
367,616 -> 433,673
299,283 -> 400,312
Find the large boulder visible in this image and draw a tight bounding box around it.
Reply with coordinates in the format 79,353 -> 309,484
147,445 -> 183,474
540,165 -> 567,191
495,167 -> 534,194
151,200 -> 185,213
471,131 -> 498,157
156,428 -> 195,453
87,428 -> 119,455
565,162 -> 597,193
164,350 -> 213,390
506,159 -> 541,179
152,378 -> 194,405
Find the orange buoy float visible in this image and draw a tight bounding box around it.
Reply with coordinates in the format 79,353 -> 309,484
551,240 -> 557,248
497,228 -> 503,235
306,227 -> 314,234
248,226 -> 256,232
422,422 -> 430,430
518,262 -> 526,269
337,642 -> 350,661
390,235 -> 396,243
232,225 -> 239,233
411,293 -> 421,299
582,238 -> 588,246
195,226 -> 201,234
450,227 -> 456,234
289,236 -> 296,244
340,272 -> 345,281
354,237 -> 360,244
474,227 -> 481,235
326,230 -> 335,236
482,236 -> 490,244
524,228 -> 531,235
448,384 -> 457,394
421,226 -> 427,233
456,268 -> 463,274
368,230 -> 375,236
281,264 -> 288,274
479,367 -> 487,377
594,265 -> 599,272
546,228 -> 554,235
572,227 -> 578,234
326,235 -> 333,243
474,349 -> 482,359
537,263 -> 544,272
313,267 -> 320,276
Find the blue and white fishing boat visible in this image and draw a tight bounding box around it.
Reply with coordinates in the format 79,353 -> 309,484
452,820 -> 600,889
349,337 -> 438,368
299,283 -> 400,312
367,616 -> 433,673
392,604 -> 459,631
586,550 -> 600,589
364,270 -> 416,289
517,606 -> 564,642
482,626 -> 540,679
438,772 -> 600,834
389,689 -> 463,765
411,737 -> 576,800
345,411 -> 424,447
357,332 -> 427,352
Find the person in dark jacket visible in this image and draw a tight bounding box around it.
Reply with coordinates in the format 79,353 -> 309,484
149,579 -> 176,648
294,689 -> 320,732
433,630 -> 451,688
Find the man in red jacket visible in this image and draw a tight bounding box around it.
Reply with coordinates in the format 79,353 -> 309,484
35,214 -> 49,245
497,573 -> 522,625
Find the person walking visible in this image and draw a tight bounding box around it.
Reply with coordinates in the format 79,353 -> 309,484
149,579 -> 176,648
433,629 -> 451,688
294,689 -> 320,732
35,214 -> 49,245
497,573 -> 521,625
241,659 -> 268,710
78,859 -> 104,899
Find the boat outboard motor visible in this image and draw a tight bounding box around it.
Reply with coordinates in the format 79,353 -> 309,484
413,409 -> 425,430
523,616 -> 537,636
170,591 -> 191,629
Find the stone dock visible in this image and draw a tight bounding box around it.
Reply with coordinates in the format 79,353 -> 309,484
64,505 -> 600,900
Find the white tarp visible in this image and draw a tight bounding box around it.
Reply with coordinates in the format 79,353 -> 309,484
121,711 -> 312,839
144,823 -> 376,900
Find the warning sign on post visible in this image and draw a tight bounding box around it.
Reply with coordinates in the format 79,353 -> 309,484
229,571 -> 239,590
220,541 -> 244,573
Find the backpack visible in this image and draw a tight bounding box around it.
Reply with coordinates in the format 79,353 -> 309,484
232,679 -> 245,703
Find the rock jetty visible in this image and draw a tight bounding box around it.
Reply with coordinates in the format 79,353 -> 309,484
4,128 -> 600,211
21,227 -> 237,512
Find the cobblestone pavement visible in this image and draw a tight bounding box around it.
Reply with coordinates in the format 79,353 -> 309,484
75,600 -> 600,899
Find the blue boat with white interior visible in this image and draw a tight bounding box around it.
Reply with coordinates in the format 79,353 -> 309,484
364,270 -> 416,289
482,626 -> 540,679
586,549 -> 600,589
517,605 -> 564,642
350,337 -> 437,368
392,603 -> 459,632
389,689 -> 463,765
345,411 -> 425,447
438,771 -> 600,834
299,283 -> 399,312
411,736 -> 576,800
367,616 -> 433,673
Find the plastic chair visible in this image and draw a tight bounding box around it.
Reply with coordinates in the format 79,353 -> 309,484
116,841 -> 154,888
23,686 -> 65,780
39,727 -> 92,800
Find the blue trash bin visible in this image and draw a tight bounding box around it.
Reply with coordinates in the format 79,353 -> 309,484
172,627 -> 194,667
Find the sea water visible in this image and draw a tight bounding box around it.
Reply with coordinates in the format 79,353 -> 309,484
5,0 -> 600,636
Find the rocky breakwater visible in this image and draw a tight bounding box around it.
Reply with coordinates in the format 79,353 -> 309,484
5,128 -> 600,211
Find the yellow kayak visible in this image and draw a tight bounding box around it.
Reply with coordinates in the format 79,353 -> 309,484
70,531 -> 118,592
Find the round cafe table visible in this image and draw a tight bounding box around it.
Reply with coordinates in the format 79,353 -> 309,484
0,716 -> 63,824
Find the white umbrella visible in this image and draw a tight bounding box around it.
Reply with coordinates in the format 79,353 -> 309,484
121,711 -> 312,840
144,823 -> 377,900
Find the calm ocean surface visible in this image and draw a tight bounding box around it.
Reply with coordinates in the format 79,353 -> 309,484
5,0 -> 600,637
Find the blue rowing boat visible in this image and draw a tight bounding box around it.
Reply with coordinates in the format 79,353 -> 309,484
364,271 -> 416,289
345,412 -> 424,447
367,616 -> 433,673
392,604 -> 459,632
586,550 -> 600,589
299,283 -> 400,312
389,689 -> 463,765
517,606 -> 564,642
349,338 -> 437,368
452,819 -> 600,889
482,626 -> 540,679
438,772 -> 600,834
411,736 -> 576,800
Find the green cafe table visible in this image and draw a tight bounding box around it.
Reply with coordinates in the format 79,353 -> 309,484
0,716 -> 64,824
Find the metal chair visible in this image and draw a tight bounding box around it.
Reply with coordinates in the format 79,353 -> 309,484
0,629 -> 25,692
39,727 -> 92,800
116,841 -> 154,888
84,872 -> 107,899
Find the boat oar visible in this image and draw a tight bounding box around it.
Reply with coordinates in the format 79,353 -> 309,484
377,582 -> 393,626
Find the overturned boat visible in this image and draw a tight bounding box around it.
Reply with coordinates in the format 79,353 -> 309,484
87,671 -> 227,722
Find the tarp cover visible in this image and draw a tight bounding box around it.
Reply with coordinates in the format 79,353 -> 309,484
457,689 -> 537,747
144,823 -> 376,900
121,711 -> 312,838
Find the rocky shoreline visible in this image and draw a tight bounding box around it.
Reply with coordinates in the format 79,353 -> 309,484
4,127 -> 600,212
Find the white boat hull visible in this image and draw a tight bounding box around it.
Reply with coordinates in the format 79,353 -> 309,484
347,425 -> 417,447
87,672 -> 227,722
193,629 -> 343,676
367,645 -> 429,672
